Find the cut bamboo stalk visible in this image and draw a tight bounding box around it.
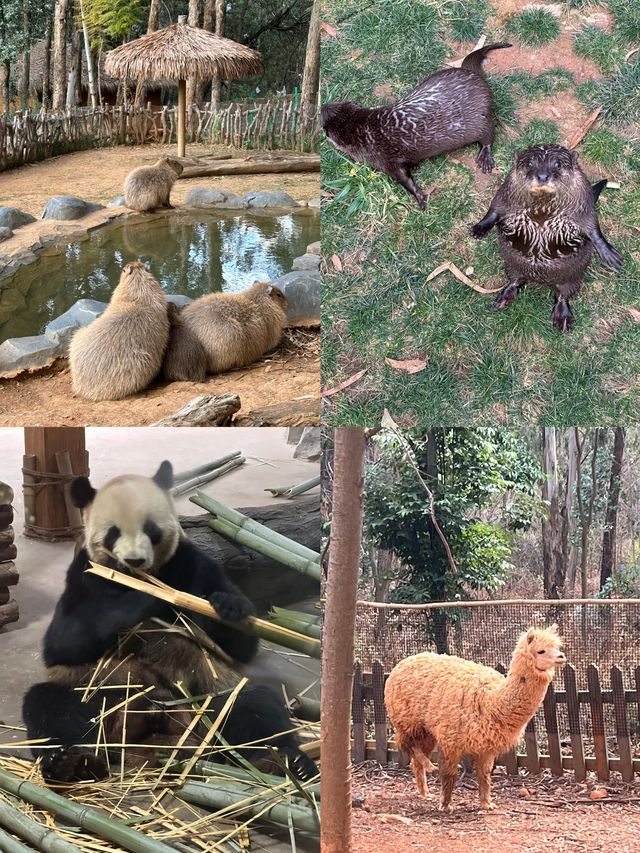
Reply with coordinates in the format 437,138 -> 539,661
85,563 -> 321,658
207,517 -> 321,581
0,826 -> 32,853
0,792 -> 82,852
173,453 -> 242,485
171,458 -> 245,496
0,768 -> 177,853
290,695 -> 321,722
193,761 -> 320,797
269,609 -> 321,641
265,475 -> 321,498
177,779 -> 319,833
190,493 -> 321,564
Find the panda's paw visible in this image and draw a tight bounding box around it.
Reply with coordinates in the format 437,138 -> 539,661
41,748 -> 108,784
210,591 -> 255,622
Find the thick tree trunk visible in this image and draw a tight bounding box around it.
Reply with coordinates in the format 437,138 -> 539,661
599,427 -> 625,590
42,27 -> 52,108
210,0 -> 226,108
1,60 -> 10,112
186,0 -> 201,114
52,0 -> 70,111
134,0 -> 160,107
19,5 -> 31,110
542,427 -> 565,599
321,429 -> 365,853
78,0 -> 97,107
67,25 -> 82,106
564,429 -> 578,592
300,0 -> 320,140
575,429 -> 599,600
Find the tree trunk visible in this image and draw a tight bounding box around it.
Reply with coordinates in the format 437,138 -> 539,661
321,429 -> 365,853
599,427 -> 625,590
134,0 -> 160,107
564,429 -> 578,592
42,26 -> 52,108
1,59 -> 10,113
300,0 -> 320,140
195,0 -> 215,103
79,0 -> 97,107
186,0 -> 201,113
19,4 -> 31,110
575,428 -> 599,600
210,0 -> 226,108
66,24 -> 82,106
542,427 -> 565,599
52,0 -> 70,111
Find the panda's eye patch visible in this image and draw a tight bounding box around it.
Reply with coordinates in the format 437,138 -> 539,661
143,519 -> 163,546
103,526 -> 121,551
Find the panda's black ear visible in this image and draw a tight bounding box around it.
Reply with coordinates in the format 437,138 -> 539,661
152,461 -> 173,490
70,476 -> 97,508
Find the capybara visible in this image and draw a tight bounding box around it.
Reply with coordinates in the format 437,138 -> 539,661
124,158 -> 183,212
162,301 -> 208,382
69,261 -> 169,400
470,144 -> 623,331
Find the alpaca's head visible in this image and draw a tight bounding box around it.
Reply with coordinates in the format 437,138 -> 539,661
511,624 -> 566,679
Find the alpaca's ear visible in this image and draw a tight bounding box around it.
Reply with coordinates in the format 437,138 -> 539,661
549,623 -> 559,634
526,629 -> 535,644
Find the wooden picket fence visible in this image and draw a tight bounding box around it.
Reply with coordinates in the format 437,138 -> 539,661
0,96 -> 319,172
352,660 -> 640,781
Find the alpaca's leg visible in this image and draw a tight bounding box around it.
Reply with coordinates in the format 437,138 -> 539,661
419,732 -> 437,772
475,753 -> 496,810
437,751 -> 459,813
410,752 -> 430,796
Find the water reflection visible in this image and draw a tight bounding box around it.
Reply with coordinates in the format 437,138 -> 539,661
0,210 -> 318,343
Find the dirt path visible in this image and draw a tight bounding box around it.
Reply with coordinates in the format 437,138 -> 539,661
0,143 -> 319,217
352,767 -> 640,853
0,330 -> 319,426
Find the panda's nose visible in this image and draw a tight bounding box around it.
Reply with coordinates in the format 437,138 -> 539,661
125,558 -> 145,569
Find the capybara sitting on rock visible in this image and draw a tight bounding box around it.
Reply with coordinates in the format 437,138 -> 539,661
124,158 -> 183,212
162,301 -> 208,382
470,144 -> 623,331
69,261 -> 169,400
321,43 -> 511,208
181,282 -> 288,373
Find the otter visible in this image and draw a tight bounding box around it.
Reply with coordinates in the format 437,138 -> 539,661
321,42 -> 511,208
470,144 -> 623,331
69,261 -> 169,400
162,301 -> 208,382
124,157 -> 183,212
181,282 -> 288,373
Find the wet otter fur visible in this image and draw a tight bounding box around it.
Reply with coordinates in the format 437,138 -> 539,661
124,157 -> 183,212
69,261 -> 169,400
181,282 -> 288,373
162,301 -> 208,382
321,43 -> 511,208
470,144 -> 623,331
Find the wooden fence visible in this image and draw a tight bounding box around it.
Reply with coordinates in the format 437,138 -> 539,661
0,96 -> 319,172
352,660 -> 640,781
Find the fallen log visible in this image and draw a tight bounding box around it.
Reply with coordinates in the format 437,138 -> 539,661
179,153 -> 319,179
152,394 -> 241,427
235,397 -> 319,427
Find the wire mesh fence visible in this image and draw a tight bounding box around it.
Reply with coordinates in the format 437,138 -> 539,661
353,599 -> 640,780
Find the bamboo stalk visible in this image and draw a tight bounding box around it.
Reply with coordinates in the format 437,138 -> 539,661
207,517 -> 321,581
193,761 -> 321,797
177,780 -> 319,833
173,453 -> 242,484
85,563 -> 321,658
290,695 -> 321,722
0,769 -> 177,853
265,475 -> 321,498
0,826 -> 32,853
269,607 -> 321,640
0,797 -> 82,852
190,492 -> 321,564
171,458 -> 245,496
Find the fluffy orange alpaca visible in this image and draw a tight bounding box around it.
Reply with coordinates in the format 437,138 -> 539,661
384,625 -> 565,812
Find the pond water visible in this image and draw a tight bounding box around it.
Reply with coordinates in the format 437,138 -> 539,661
0,209 -> 319,344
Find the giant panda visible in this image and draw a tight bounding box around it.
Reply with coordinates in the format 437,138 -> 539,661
22,461 -> 317,784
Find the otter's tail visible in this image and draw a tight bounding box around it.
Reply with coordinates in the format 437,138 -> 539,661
462,42 -> 512,77
592,179 -> 608,204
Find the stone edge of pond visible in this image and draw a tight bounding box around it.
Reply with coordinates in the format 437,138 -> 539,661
0,210 -> 320,379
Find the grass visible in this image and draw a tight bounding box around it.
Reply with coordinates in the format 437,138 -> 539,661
574,26 -> 622,74
321,0 -> 640,426
505,9 -> 561,46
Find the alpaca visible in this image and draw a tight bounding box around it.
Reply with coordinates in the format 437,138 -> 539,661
384,625 -> 565,812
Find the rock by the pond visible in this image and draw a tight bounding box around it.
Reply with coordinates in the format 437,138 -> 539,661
0,227 -> 13,243
294,427 -> 321,461
41,196 -> 104,221
44,299 -> 108,348
166,294 -> 193,309
273,270 -> 320,327
185,188 -> 248,209
245,191 -> 300,208
306,241 -> 320,255
108,196 -> 126,207
307,198 -> 321,209
292,252 -> 320,271
0,207 -> 36,230
0,335 -> 64,375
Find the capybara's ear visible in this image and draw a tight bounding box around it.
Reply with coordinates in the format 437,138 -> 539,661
152,460 -> 173,490
143,260 -> 151,272
266,284 -> 274,294
70,476 -> 97,509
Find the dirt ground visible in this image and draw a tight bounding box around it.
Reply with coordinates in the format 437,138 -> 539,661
351,766 -> 640,853
0,142 -> 319,217
0,329 -> 319,426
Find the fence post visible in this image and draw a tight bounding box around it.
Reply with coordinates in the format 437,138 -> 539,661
351,661 -> 365,763
563,663 -> 586,782
611,666 -> 634,782
542,682 -> 563,776
371,660 -> 387,765
587,664 -> 609,781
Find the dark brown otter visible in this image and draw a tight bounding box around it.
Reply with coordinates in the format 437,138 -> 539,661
470,144 -> 623,331
321,43 -> 511,208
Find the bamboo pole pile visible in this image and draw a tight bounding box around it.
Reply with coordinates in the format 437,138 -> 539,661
0,482 -> 18,628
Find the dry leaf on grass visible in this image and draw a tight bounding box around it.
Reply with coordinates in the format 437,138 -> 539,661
426,261 -> 502,294
320,22 -> 340,37
624,307 -> 640,323
332,254 -> 343,271
385,357 -> 427,374
376,813 -> 414,825
321,368 -> 368,397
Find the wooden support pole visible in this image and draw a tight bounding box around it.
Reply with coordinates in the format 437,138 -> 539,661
178,78 -> 186,157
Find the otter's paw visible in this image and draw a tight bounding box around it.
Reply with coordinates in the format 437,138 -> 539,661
41,748 -> 108,784
491,284 -> 518,310
599,242 -> 623,272
470,221 -> 490,240
551,300 -> 575,332
210,591 -> 255,622
476,146 -> 494,174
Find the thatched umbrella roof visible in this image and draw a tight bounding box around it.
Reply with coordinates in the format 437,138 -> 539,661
104,18 -> 262,83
